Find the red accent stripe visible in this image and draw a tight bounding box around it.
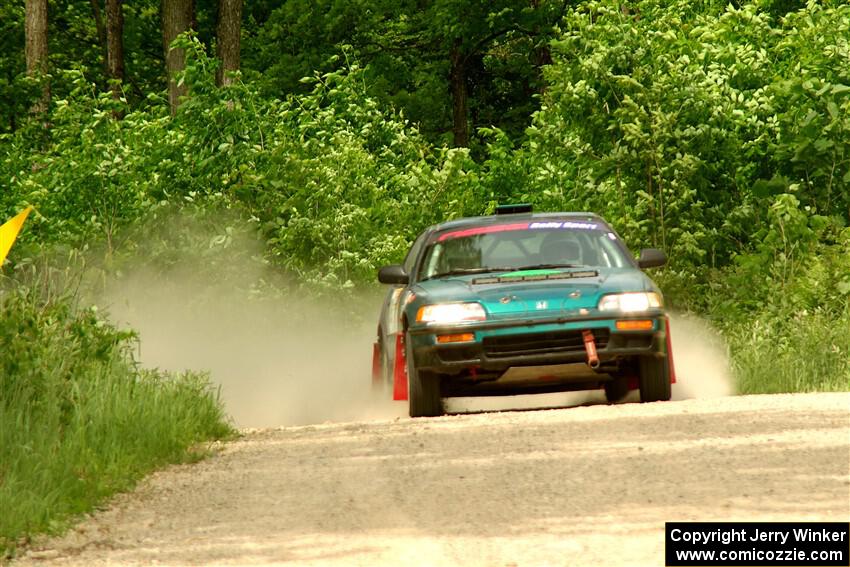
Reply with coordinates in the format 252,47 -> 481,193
437,222 -> 530,241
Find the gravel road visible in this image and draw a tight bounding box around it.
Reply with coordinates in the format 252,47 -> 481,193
18,392 -> 850,566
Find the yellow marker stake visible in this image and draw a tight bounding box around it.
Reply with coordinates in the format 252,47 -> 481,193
0,206 -> 33,267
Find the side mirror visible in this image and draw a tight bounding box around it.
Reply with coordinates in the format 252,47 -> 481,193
378,264 -> 409,285
637,248 -> 667,269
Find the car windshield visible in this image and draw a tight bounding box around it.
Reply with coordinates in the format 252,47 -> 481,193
419,221 -> 632,280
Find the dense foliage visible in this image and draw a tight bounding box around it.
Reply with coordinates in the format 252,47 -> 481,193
525,1 -> 850,263
1,0 -> 848,549
242,0 -> 563,145
3,48 -> 480,287
513,0 -> 850,391
2,0 -> 847,373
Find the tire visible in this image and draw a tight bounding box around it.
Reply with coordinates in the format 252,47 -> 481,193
604,376 -> 630,403
406,339 -> 443,418
638,354 -> 671,402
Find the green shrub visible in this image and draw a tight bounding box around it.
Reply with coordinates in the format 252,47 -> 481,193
0,272 -> 232,557
726,307 -> 850,394
514,0 -> 850,266
1,39 -> 487,290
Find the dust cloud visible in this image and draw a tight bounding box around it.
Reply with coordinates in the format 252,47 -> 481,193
96,217 -> 732,427
102,283 -> 732,427
103,276 -> 732,426
96,220 -> 404,428
105,277 -> 406,427
668,313 -> 735,399
103,273 -> 404,427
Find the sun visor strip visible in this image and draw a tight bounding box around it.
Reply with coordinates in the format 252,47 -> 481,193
472,270 -> 599,285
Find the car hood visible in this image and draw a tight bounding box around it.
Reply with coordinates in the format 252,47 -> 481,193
410,267 -> 658,320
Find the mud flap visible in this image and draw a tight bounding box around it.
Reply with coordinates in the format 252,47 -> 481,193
371,342 -> 382,387
628,319 -> 675,390
392,333 -> 408,401
665,316 -> 677,384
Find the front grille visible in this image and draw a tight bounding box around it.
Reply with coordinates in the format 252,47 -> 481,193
482,329 -> 610,359
438,346 -> 479,363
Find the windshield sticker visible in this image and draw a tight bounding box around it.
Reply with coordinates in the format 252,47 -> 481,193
438,220 -> 600,241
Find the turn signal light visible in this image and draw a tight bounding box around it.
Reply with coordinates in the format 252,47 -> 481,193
616,320 -> 654,331
436,333 -> 475,344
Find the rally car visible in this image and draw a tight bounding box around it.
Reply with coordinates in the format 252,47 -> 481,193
372,205 -> 675,417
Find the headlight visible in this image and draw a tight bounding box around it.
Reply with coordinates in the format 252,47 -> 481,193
598,292 -> 662,312
416,303 -> 487,324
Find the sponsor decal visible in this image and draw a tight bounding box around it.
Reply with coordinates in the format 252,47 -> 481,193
529,221 -> 599,230
437,220 -> 600,241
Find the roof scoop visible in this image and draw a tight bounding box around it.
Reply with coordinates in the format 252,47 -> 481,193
495,203 -> 533,215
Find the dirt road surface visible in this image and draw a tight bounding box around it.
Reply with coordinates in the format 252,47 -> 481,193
18,392 -> 850,566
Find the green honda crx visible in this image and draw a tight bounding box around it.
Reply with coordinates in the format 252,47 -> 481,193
373,205 -> 675,417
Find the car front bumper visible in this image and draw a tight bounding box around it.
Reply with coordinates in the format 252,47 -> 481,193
407,312 -> 668,375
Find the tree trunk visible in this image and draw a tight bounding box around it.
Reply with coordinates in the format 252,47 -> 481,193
89,0 -> 108,74
216,0 -> 242,86
532,41 -> 552,96
25,0 -> 49,114
106,0 -> 124,100
530,0 -> 552,95
161,0 -> 194,115
450,38 -> 468,148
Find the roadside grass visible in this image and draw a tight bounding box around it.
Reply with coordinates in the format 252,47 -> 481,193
726,308 -> 850,395
0,279 -> 234,558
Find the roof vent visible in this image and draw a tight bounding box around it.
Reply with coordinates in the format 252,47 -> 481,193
494,203 -> 533,215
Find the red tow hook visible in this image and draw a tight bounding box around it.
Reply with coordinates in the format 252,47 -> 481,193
582,330 -> 600,369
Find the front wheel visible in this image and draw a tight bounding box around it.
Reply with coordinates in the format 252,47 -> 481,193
638,355 -> 671,402
406,339 -> 443,417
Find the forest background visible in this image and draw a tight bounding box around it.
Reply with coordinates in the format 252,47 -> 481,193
1,0 -> 849,554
